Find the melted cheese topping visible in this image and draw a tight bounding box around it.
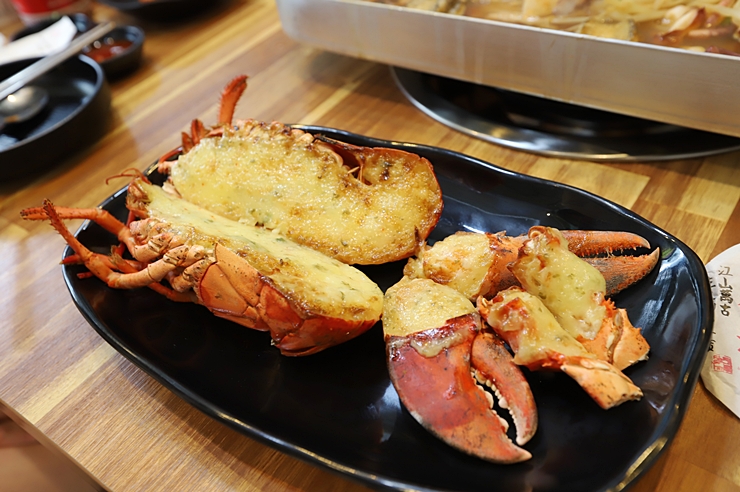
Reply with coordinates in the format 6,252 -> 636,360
138,181 -> 383,321
410,232 -> 494,300
169,129 -> 442,265
485,288 -> 592,366
383,278 -> 475,338
511,227 -> 607,340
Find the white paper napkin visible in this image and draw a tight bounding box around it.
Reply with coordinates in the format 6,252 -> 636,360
0,16 -> 76,66
701,243 -> 740,419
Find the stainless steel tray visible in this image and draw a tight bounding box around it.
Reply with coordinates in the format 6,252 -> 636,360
276,0 -> 740,138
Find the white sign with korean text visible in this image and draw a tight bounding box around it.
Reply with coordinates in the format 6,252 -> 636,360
702,243 -> 740,419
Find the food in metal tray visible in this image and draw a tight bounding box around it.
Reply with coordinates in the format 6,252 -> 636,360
383,225 -> 655,462
21,176 -> 384,356
378,0 -> 466,13
158,76 -> 444,266
370,0 -> 740,55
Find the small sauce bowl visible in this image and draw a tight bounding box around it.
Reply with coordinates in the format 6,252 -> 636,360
83,25 -> 145,79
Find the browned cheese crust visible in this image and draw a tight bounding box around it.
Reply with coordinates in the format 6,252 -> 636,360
168,121 -> 443,265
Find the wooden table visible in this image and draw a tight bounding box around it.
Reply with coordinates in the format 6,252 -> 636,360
1,1 -> 739,491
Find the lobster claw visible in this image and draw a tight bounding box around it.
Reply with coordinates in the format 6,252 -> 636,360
404,229 -> 659,301
383,277 -> 536,463
559,230 -> 660,297
477,288 -> 644,410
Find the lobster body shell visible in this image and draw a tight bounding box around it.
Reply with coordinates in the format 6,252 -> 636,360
131,179 -> 384,355
194,243 -> 380,355
23,178 -> 384,356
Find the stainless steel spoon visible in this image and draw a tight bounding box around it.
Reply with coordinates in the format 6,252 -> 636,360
0,86 -> 49,133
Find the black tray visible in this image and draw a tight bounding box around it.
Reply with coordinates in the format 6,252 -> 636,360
62,126 -> 712,492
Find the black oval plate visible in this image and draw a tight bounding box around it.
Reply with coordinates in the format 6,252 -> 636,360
0,56 -> 110,180
62,126 -> 712,492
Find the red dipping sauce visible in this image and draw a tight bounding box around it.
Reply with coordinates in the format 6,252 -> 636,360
85,39 -> 134,63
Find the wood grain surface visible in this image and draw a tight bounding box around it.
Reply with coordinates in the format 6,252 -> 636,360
1,1 -> 739,491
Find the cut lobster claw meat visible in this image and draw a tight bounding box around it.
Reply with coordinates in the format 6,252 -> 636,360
404,229 -> 659,299
478,288 -> 643,410
510,226 -> 650,370
383,277 -> 536,463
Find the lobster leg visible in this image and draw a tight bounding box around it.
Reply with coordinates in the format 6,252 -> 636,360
383,277 -> 536,463
157,147 -> 183,171
60,252 -> 194,303
217,75 -> 248,127
29,201 -> 196,290
20,204 -> 138,253
21,204 -> 198,269
157,76 -> 247,174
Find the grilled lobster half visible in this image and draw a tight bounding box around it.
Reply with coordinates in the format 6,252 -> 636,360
21,177 -> 384,356
156,75 -> 444,266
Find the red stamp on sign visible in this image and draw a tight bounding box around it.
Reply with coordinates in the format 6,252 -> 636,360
712,355 -> 733,375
